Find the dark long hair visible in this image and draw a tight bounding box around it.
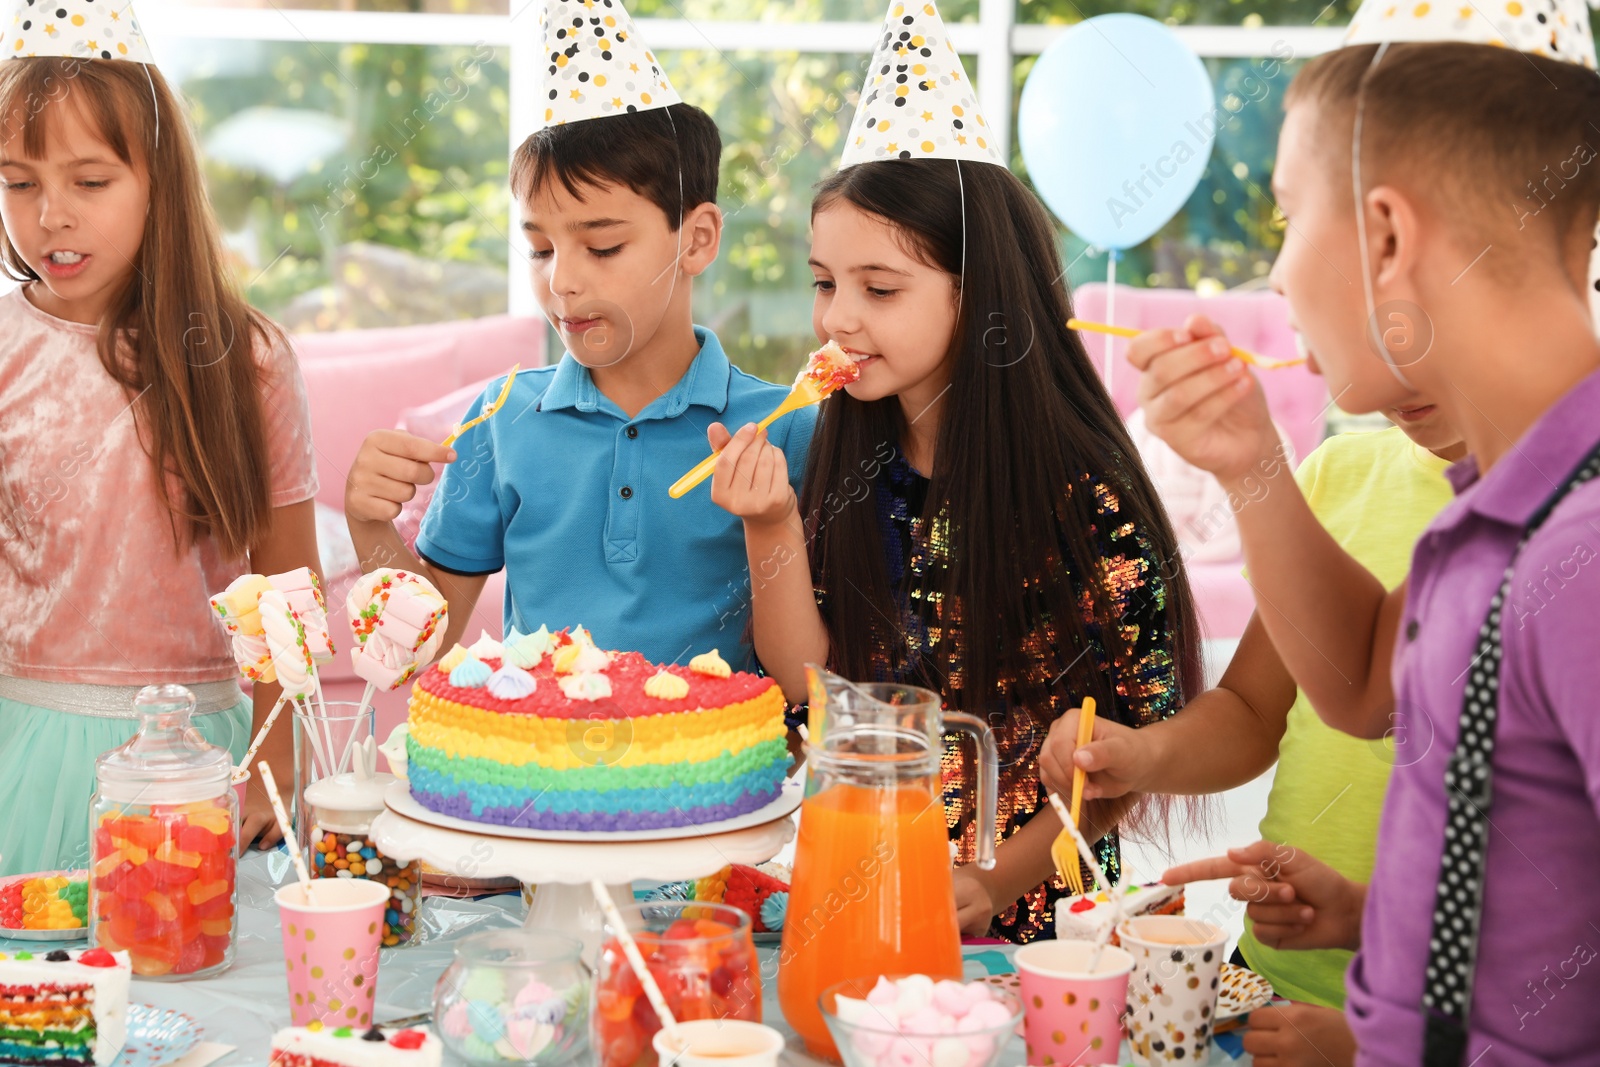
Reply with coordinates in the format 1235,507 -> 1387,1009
803,159 -> 1204,828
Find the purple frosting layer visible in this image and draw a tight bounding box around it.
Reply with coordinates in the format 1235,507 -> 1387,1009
412,786 -> 781,832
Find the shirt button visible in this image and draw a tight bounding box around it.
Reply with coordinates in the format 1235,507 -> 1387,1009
1405,619 -> 1420,641
626,426 -> 638,439
619,486 -> 633,499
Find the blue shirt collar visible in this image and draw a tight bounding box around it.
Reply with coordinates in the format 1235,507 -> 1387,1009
539,325 -> 732,419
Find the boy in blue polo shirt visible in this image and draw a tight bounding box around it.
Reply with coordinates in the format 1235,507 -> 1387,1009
344,0 -> 813,671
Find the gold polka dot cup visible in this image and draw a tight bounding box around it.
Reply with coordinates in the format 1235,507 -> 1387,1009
275,878 -> 391,1027
1013,939 -> 1133,1065
1116,916 -> 1227,1066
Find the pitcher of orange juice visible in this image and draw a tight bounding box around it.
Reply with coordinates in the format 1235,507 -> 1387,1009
778,665 -> 999,1059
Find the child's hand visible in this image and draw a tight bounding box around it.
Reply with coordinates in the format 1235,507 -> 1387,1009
345,430 -> 456,523
1162,841 -> 1366,952
1127,314 -> 1279,485
1038,707 -> 1151,800
708,423 -> 797,527
952,866 -> 996,937
1241,1002 -> 1356,1067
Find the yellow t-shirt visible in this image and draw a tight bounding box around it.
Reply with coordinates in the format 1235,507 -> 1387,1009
1238,427 -> 1455,1008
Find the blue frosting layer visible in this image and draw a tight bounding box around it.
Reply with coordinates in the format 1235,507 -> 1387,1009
409,760 -> 786,822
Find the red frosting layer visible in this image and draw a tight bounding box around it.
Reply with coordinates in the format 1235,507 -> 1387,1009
415,651 -> 775,721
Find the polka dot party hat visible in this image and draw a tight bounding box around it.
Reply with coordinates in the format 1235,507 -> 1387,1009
840,0 -> 1004,169
535,0 -> 681,130
1344,0 -> 1597,69
4,0 -> 154,62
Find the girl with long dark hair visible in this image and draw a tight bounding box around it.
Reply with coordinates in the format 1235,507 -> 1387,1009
709,144 -> 1205,940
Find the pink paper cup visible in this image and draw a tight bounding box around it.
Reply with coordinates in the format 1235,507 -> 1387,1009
275,879 -> 391,1028
1014,940 -> 1132,1066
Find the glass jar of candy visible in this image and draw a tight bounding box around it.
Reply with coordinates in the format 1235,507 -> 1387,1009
89,685 -> 237,980
592,901 -> 761,1067
303,737 -> 421,946
434,930 -> 592,1065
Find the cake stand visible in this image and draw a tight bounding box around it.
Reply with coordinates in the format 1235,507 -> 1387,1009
370,779 -> 801,961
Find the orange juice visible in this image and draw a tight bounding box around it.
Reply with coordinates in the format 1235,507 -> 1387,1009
777,780 -> 962,1058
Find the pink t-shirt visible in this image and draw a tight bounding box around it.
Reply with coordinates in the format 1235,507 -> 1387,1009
0,287 -> 318,686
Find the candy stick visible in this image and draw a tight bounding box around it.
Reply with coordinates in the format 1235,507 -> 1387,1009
291,696 -> 333,781
590,879 -> 685,1048
258,761 -> 316,904
335,681 -> 378,777
235,693 -> 289,775
307,675 -> 337,779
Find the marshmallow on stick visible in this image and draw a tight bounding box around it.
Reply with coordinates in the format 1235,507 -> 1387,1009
345,569 -> 449,690
267,567 -> 335,665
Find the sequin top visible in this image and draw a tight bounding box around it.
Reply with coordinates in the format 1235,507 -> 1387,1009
822,452 -> 1185,943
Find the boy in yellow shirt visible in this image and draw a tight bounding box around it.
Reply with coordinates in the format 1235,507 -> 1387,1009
1039,401 -> 1461,1064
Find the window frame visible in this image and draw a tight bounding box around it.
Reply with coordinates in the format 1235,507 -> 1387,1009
141,4 -> 1346,312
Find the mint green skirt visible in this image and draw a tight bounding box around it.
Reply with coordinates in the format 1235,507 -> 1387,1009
0,695 -> 251,877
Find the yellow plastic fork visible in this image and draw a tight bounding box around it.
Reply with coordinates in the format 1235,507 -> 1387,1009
1067,318 -> 1306,370
442,364 -> 521,448
667,374 -> 828,499
1051,697 -> 1097,896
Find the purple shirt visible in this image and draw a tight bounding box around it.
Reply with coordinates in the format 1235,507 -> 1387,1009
1347,368 -> 1600,1065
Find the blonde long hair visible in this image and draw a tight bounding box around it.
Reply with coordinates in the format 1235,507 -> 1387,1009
0,58 -> 281,560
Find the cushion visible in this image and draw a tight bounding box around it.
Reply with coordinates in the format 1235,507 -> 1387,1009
393,376 -> 497,551
292,315 -> 546,387
293,335 -> 460,509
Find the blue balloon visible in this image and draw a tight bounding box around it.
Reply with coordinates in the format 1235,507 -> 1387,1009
1018,14 -> 1216,250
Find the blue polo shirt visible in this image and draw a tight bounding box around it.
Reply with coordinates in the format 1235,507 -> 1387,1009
415,326 -> 815,672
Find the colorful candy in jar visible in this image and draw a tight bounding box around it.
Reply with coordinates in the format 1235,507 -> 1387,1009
311,830 -> 420,946
90,685 -> 239,981
593,909 -> 760,1067
0,875 -> 89,931
90,799 -> 236,977
304,736 -> 419,947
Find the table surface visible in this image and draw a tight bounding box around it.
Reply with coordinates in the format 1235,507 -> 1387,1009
0,853 -> 1255,1067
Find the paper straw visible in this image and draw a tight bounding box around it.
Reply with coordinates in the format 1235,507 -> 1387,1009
1047,792 -> 1122,969
590,879 -> 685,1047
235,694 -> 288,776
259,760 -> 316,905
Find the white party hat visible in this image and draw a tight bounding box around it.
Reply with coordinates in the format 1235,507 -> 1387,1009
1344,0 -> 1597,69
840,0 -> 1004,169
4,0 -> 153,63
535,0 -> 681,131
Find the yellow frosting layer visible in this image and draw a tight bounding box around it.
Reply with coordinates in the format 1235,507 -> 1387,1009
408,686 -> 786,770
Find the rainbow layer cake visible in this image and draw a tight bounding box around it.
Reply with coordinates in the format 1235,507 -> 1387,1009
1054,882 -> 1184,944
405,628 -> 788,831
0,947 -> 129,1065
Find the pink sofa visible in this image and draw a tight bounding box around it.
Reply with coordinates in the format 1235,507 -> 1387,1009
1072,284 -> 1331,640
290,315 -> 547,733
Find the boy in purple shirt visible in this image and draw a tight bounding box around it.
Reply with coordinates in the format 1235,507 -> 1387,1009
1123,15 -> 1600,1067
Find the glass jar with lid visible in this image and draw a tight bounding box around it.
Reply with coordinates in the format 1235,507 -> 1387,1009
89,684 -> 237,979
